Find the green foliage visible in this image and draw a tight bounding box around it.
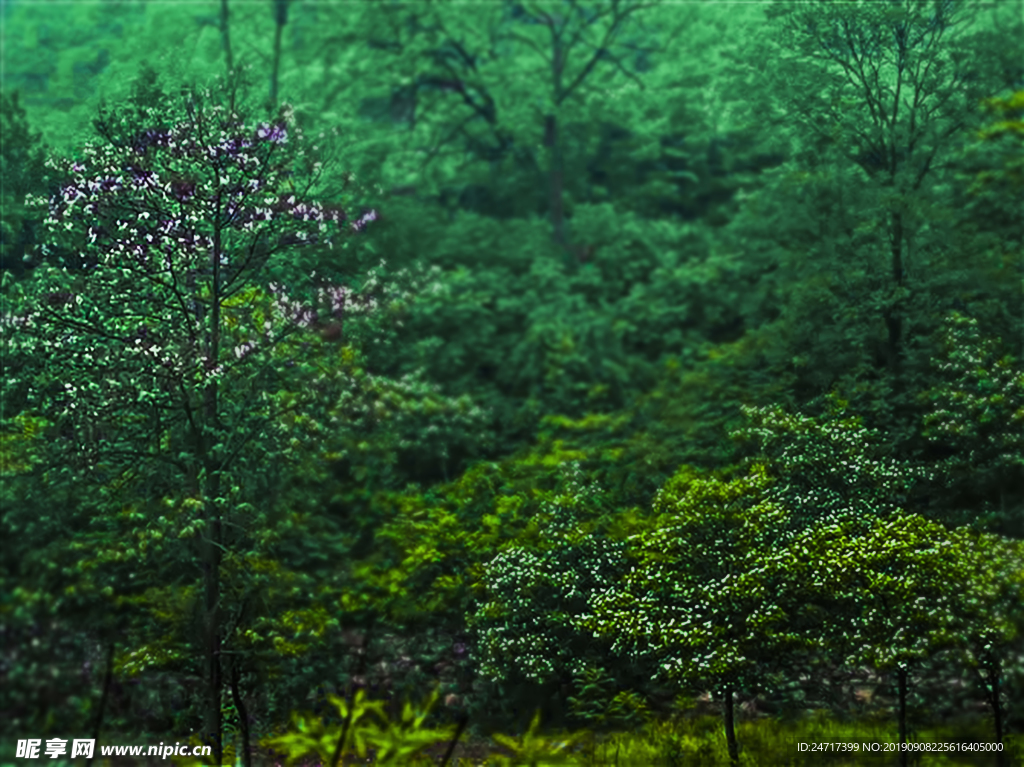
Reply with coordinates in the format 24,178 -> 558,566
487,709 -> 586,766
467,462 -> 634,689
951,532 -> 1024,695
917,311 -> 1024,533
253,1 -> 782,461
331,451 -> 677,738
570,399 -> 1017,757
0,89 -> 49,277
0,74 -> 488,753
263,687 -> 456,766
379,207 -> 731,458
567,666 -> 653,734
1,412 -> 134,736
972,89 -> 1024,189
3,0 -> 1022,753
246,278 -> 494,496
729,395 -> 934,539
709,1 -> 1024,499
579,458 -> 802,694
0,412 -> 50,476
781,515 -> 982,672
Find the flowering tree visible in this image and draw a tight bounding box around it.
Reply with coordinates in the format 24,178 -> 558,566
466,461 -> 641,733
952,533 -> 1024,760
916,310 -> 1024,534
0,73 -> 486,763
569,401 -> 995,764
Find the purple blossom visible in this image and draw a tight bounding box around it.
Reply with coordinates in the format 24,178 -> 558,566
62,185 -> 86,204
33,106 -> 380,361
256,122 -> 288,144
77,177 -> 123,195
129,167 -> 158,190
218,136 -> 253,156
351,209 -> 379,233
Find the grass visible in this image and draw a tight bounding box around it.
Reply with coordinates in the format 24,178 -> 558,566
69,708 -> 1020,767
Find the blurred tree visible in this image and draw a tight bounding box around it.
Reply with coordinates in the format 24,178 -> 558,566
0,90 -> 49,278
669,1 -> 1024,514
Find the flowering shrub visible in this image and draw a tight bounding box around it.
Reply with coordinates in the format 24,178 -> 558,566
464,461 -> 649,733
727,392 -> 935,542
3,72 -> 389,478
917,310 -> 1024,532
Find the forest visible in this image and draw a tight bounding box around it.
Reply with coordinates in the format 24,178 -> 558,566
1,0 -> 1023,765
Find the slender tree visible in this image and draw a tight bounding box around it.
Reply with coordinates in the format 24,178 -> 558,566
504,0 -> 662,257
4,71 -> 377,763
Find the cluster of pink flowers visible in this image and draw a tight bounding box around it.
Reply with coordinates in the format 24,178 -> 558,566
255,122 -> 287,144
351,209 -> 378,233
11,98 -> 385,389
31,101 -> 380,280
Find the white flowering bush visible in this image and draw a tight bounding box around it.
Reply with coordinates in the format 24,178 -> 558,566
466,461 -> 640,726
917,310 -> 1024,531
572,400 -> 1018,756
727,392 -> 935,542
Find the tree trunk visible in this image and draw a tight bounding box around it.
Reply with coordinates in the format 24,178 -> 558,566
202,482 -> 223,767
438,713 -> 469,767
229,656 -> 252,767
545,27 -> 568,261
545,113 -> 566,253
195,220 -> 226,766
220,0 -> 233,73
984,658 -> 1005,767
885,210 -> 905,383
85,641 -> 115,767
723,684 -> 739,764
897,665 -> 908,767
331,620 -> 375,767
209,205 -> 227,766
270,0 -> 288,106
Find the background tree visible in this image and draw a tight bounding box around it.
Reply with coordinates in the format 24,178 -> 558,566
947,87 -> 1024,362
1,0 -> 779,464
0,90 -> 49,278
952,534 -> 1024,765
465,461 -> 644,735
776,514 -> 1011,767
659,0 -> 1024,520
